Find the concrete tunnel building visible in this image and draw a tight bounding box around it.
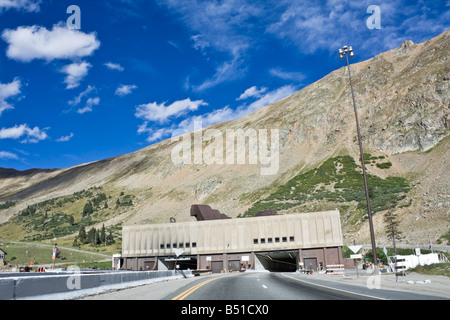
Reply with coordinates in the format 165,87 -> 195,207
119,205 -> 344,273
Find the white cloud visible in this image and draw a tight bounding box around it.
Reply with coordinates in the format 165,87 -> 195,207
0,77 -> 22,115
161,0 -> 449,72
167,40 -> 182,51
77,96 -> 99,114
236,86 -> 267,101
115,84 -> 137,96
160,0 -> 261,90
68,85 -> 95,105
0,151 -> 18,160
191,34 -> 210,51
179,85 -> 297,131
137,85 -> 297,143
269,68 -> 306,82
240,85 -> 297,114
266,0 -> 450,56
56,132 -> 74,142
0,123 -> 48,143
177,106 -> 234,131
135,98 -> 207,123
104,62 -> 124,71
193,57 -> 246,92
137,122 -> 173,143
1,24 -> 100,62
60,61 -> 92,89
0,0 -> 41,13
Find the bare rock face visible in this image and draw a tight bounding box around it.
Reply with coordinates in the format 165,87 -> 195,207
0,30 -> 448,245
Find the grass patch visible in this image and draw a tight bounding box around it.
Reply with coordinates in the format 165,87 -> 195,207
59,260 -> 113,270
242,155 -> 410,218
437,230 -> 450,245
408,263 -> 450,277
0,241 -> 109,266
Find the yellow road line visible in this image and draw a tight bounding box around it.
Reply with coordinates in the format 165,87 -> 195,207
172,275 -> 232,300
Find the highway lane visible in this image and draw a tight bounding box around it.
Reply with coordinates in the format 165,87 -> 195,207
83,272 -> 377,300
169,272 -> 365,300
83,271 -> 448,300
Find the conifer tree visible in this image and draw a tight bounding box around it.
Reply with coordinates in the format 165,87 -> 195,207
100,224 -> 106,244
82,201 -> 94,216
87,227 -> 96,244
78,226 -> 87,244
384,208 -> 403,255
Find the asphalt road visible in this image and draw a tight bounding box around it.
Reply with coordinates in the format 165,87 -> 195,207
82,271 -> 446,301
169,272 -> 363,300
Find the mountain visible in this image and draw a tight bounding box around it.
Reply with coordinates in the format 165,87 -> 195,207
0,30 -> 449,247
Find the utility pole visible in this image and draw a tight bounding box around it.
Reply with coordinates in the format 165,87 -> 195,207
339,46 -> 378,274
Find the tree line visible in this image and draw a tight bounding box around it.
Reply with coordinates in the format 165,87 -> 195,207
73,224 -> 115,246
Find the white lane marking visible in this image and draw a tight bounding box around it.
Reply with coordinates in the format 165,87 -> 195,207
280,273 -> 384,300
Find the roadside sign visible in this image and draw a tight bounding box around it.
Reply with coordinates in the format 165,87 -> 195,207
52,247 -> 60,260
348,245 -> 362,254
350,254 -> 362,259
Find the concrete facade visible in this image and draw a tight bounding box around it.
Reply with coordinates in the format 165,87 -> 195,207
121,210 -> 344,272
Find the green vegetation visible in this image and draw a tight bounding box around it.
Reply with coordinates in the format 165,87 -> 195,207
0,186 -> 132,246
362,247 -> 430,264
242,155 -> 410,218
0,201 -> 16,210
361,153 -> 392,169
408,263 -> 450,277
344,246 -> 450,277
73,224 -> 115,247
0,241 -> 109,266
60,260 -> 113,270
437,230 -> 450,245
376,161 -> 392,169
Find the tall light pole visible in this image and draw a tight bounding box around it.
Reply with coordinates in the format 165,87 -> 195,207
339,46 -> 378,274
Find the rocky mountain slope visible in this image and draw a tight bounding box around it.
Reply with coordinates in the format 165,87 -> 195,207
0,30 -> 448,247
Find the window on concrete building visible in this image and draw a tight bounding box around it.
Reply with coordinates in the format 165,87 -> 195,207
268,238 -> 273,243
160,244 -> 164,249
192,242 -> 197,248
275,237 -> 280,243
253,239 -> 258,244
260,238 -> 266,244
185,243 -> 190,248
289,236 -> 295,242
282,237 -> 287,242
166,243 -> 170,249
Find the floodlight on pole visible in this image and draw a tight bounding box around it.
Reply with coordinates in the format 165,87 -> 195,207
338,45 -> 379,274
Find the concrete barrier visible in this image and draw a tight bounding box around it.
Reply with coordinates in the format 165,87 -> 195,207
0,278 -> 15,300
0,270 -> 192,299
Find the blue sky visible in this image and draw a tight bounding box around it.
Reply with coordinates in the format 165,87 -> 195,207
0,0 -> 448,170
